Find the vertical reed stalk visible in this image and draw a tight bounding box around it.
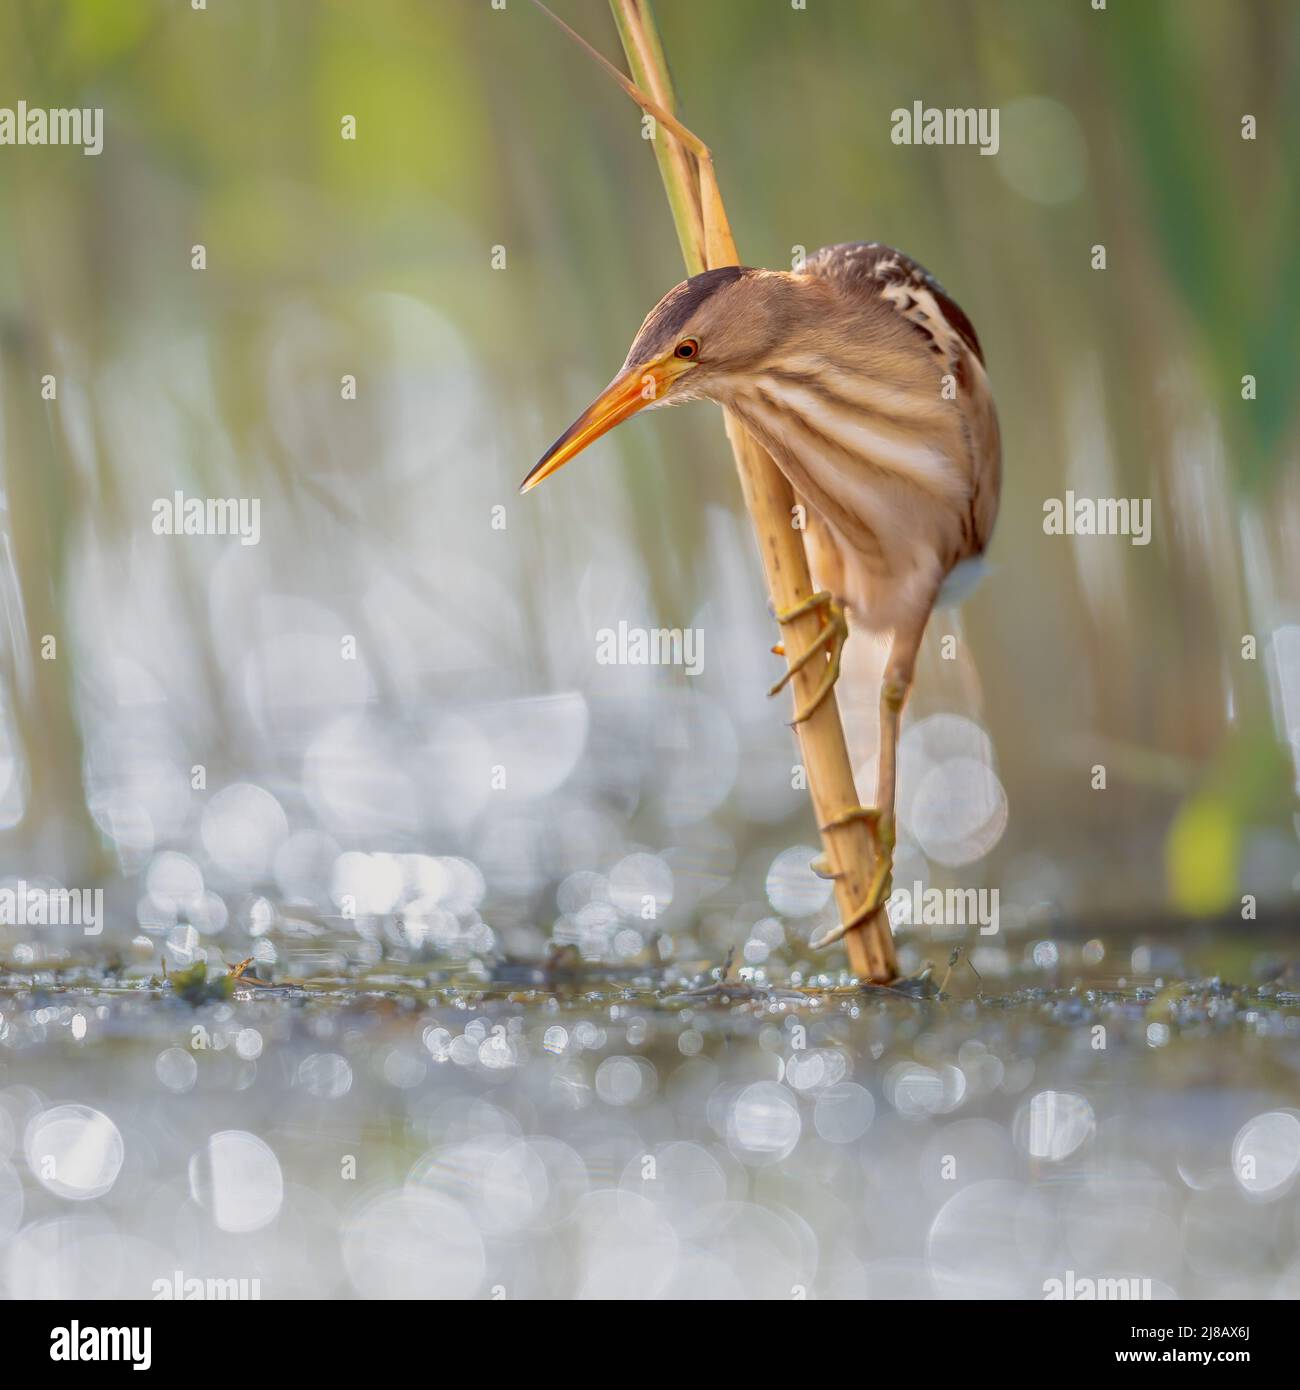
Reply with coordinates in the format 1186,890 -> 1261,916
536,0 -> 897,981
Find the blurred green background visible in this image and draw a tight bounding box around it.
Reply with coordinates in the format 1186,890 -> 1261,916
0,0 -> 1297,966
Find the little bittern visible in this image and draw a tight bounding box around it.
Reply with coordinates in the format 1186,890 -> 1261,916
522,242 -> 1001,949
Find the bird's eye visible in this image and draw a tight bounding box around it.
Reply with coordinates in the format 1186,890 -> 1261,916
674,338 -> 699,359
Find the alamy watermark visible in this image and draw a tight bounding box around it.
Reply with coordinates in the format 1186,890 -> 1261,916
152,491 -> 261,546
1,102 -> 103,156
596,620 -> 704,676
153,1270 -> 261,1300
0,881 -> 102,935
887,881 -> 999,935
50,1323 -> 150,1370
1043,491 -> 1151,546
1043,1270 -> 1152,1301
891,102 -> 999,156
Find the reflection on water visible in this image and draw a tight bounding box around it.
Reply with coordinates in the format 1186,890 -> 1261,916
2,949 -> 1300,1299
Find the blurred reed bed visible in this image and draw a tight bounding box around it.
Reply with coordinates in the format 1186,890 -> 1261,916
0,0 -> 1296,980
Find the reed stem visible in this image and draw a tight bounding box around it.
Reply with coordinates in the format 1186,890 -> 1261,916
539,0 -> 898,981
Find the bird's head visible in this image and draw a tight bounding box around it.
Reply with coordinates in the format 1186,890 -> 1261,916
520,264 -> 791,493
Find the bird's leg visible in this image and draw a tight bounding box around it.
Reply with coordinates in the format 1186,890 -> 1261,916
811,615 -> 926,953
768,591 -> 849,724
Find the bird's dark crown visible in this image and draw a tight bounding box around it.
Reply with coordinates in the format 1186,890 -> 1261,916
625,265 -> 754,366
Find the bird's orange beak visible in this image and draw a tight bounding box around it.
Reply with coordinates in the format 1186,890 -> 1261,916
519,358 -> 686,494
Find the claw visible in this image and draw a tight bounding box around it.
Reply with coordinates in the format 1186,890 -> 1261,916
773,589 -> 834,626
809,815 -> 896,950
768,607 -> 838,695
768,597 -> 848,723
811,884 -> 884,950
790,618 -> 847,722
